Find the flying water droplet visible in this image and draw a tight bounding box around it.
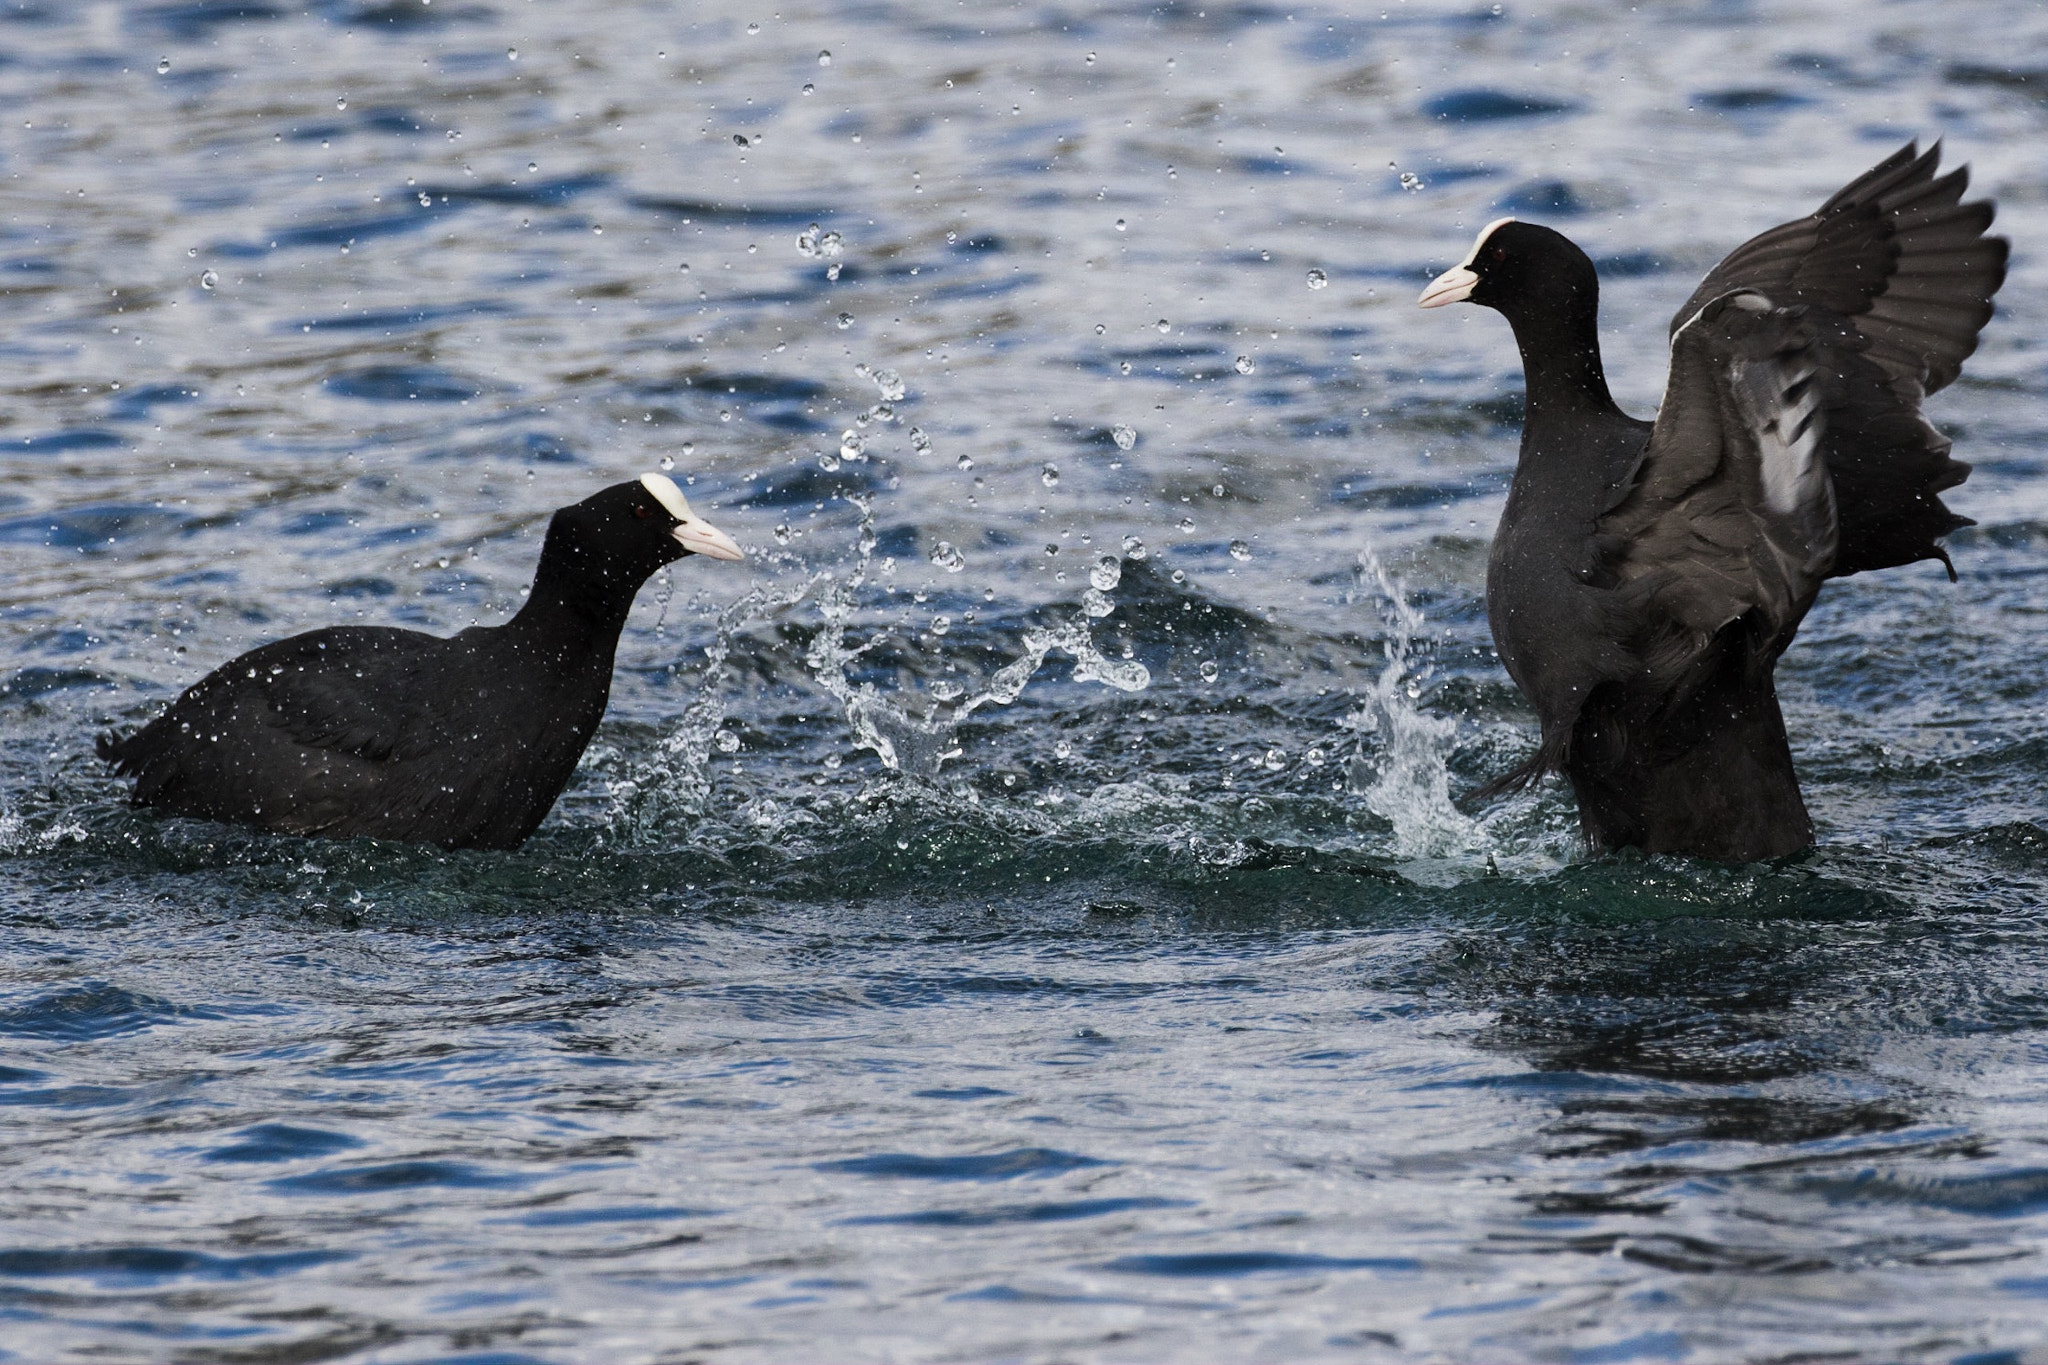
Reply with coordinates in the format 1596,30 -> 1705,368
746,21 -> 760,33
1178,516 -> 1195,532
714,730 -> 740,754
1306,747 -> 1326,767
1306,268 -> 1329,289
336,95 -> 347,110
1198,659 -> 1220,683
199,270 -> 218,290
955,452 -> 974,470
837,312 -> 854,329
1156,318 -> 1170,333
1234,355 -> 1255,375
839,430 -> 867,462
929,541 -> 966,572
1120,535 -> 1147,560
1111,424 -> 1136,450
909,427 -> 932,455
818,50 -> 832,65
1040,463 -> 1060,488
1229,539 -> 1251,561
1400,171 -> 1425,192
507,47 -> 518,60
1055,739 -> 1072,759
1264,748 -> 1286,771
1090,555 -> 1121,591
1115,219 -> 1127,232
1082,588 -> 1115,618
818,450 -> 841,471
156,56 -> 170,75
659,455 -> 676,472
931,615 -> 950,636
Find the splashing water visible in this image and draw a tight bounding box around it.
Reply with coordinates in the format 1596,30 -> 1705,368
1341,551 -> 1484,860
806,498 -> 1149,779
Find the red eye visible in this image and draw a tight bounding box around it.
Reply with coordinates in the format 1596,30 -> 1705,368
1491,246 -> 1508,262
634,504 -> 654,519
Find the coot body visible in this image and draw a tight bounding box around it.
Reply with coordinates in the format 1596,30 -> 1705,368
98,474 -> 742,850
1419,143 -> 2006,859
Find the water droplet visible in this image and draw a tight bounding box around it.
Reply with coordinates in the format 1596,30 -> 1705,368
818,50 -> 832,65
1400,171 -> 1425,192
1043,543 -> 1060,557
839,430 -> 866,462
818,450 -> 841,471
1121,535 -> 1147,560
1178,516 -> 1195,532
1360,406 -> 1371,419
715,730 -> 740,753
1085,51 -> 1096,64
1234,355 -> 1255,375
1306,268 -> 1328,290
198,270 -> 218,290
746,21 -> 760,33
419,191 -> 432,207
1055,740 -> 1072,759
1156,318 -> 1170,333
1040,463 -> 1060,488
1082,587 -> 1115,618
823,752 -> 843,771
956,452 -> 974,470
1212,484 -> 1225,498
931,615 -> 951,635
527,161 -> 538,173
1114,218 -> 1127,231
1305,748 -> 1326,767
1229,539 -> 1252,562
826,263 -> 842,280
1090,555 -> 1121,591
1094,323 -> 1106,335
336,95 -> 348,110
803,83 -> 815,95
837,312 -> 854,329
1119,361 -> 1132,375
1171,569 -> 1186,584
1112,424 -> 1137,451
1264,747 -> 1286,771
507,47 -> 518,60
909,426 -> 932,455
929,540 -> 966,572
1198,659 -> 1219,683
436,557 -> 450,569
658,455 -> 676,472
155,56 -> 169,75
733,134 -> 749,147
869,367 -> 905,401
718,408 -> 731,422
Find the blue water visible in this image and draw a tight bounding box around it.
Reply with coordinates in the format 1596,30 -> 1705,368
2,0 -> 2047,1360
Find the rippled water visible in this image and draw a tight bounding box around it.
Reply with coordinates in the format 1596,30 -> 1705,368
3,1 -> 2047,1360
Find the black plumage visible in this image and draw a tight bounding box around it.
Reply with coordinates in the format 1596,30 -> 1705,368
1419,142 -> 2007,860
98,475 -> 743,850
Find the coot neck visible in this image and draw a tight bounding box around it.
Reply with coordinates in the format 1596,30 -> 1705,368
1499,284 -> 1620,421
499,524 -> 644,669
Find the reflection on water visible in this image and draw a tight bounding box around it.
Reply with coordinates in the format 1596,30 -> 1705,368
1,0 -> 2047,1360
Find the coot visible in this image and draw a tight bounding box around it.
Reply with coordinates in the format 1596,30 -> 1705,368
1418,142 -> 2006,859
98,474 -> 743,849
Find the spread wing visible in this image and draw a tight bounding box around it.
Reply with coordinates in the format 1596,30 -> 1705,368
1668,142 -> 2000,579
1600,291 -> 1837,694
1670,141 -> 2007,397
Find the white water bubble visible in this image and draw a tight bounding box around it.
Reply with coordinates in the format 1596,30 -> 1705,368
1111,424 -> 1136,450
1090,555 -> 1121,591
1229,539 -> 1251,562
1040,463 -> 1059,488
1306,268 -> 1329,289
1264,748 -> 1286,771
714,731 -> 740,754
1082,587 -> 1115,618
1198,659 -> 1219,683
1055,739 -> 1072,759
199,270 -> 218,290
1234,355 -> 1254,375
1305,747 -> 1326,767
929,540 -> 966,572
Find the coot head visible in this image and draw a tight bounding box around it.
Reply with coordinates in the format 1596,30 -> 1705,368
1417,217 -> 1599,319
535,473 -> 743,618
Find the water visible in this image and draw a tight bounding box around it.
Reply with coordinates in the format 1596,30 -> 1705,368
2,0 -> 2047,1359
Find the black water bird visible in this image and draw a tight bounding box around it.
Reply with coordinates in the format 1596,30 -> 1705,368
1418,143 -> 2006,859
98,474 -> 743,850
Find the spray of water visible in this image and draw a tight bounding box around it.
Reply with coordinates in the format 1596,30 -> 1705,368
805,496 -> 1149,780
1341,550 -> 1485,860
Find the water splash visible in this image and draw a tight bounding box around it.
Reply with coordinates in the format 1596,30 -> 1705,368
1341,551 -> 1484,860
806,497 -> 1149,780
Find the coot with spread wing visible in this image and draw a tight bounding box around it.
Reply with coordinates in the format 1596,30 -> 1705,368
1418,142 -> 2006,859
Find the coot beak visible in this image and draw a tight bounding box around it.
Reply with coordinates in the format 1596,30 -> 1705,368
1418,265 -> 1478,309
672,515 -> 744,562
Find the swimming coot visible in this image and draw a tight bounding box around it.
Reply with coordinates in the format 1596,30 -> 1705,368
1419,142 -> 2006,859
98,474 -> 742,849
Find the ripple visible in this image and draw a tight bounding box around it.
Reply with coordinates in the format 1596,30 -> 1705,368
815,1148 -> 1112,1181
